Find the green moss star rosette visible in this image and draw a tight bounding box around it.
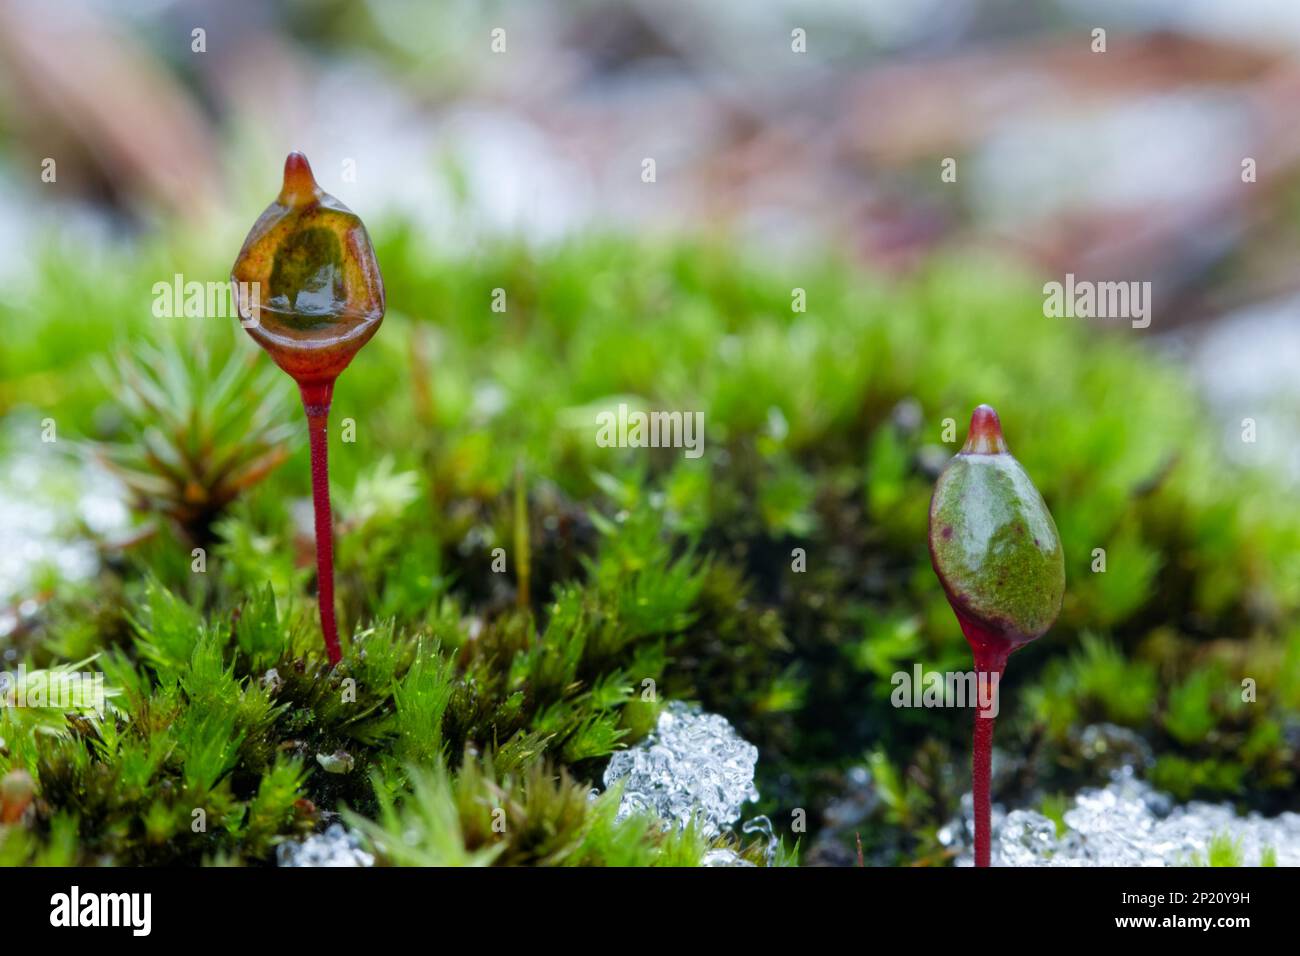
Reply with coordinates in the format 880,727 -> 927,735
928,404 -> 1065,663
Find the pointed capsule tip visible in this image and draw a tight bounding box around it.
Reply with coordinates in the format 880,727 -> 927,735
962,404 -> 1009,455
279,151 -> 321,206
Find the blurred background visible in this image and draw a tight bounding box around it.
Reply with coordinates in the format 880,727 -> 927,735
2,0 -> 1299,866
3,0 -> 1299,465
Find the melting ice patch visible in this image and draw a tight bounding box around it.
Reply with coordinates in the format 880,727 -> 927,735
0,428 -> 131,611
603,701 -> 760,838
701,848 -> 756,867
276,823 -> 374,868
941,769 -> 1300,866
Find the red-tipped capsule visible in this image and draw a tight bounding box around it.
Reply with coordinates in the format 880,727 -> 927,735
927,405 -> 1065,868
229,152 -> 386,667
929,404 -> 1064,659
961,404 -> 1009,456
230,151 -> 385,387
279,151 -> 323,207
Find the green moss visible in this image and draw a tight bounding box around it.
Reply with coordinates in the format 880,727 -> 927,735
1187,832 -> 1243,867
3,224 -> 1298,865
1150,756 -> 1246,801
1039,792 -> 1069,838
1024,633 -> 1159,733
347,757 -> 760,867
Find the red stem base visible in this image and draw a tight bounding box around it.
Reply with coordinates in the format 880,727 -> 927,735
971,646 -> 1006,868
300,380 -> 340,666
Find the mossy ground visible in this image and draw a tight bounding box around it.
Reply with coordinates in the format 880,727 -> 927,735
1,226 -> 1296,865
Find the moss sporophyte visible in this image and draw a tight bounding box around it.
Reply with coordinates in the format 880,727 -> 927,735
928,405 -> 1065,867
231,152 -> 385,665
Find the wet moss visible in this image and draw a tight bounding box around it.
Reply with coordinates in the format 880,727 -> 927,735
2,232 -> 1297,865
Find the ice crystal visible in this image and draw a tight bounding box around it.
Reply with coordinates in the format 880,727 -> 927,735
0,433 -> 130,604
603,701 -> 759,837
276,823 -> 374,867
947,769 -> 1300,866
742,815 -> 779,866
700,848 -> 756,867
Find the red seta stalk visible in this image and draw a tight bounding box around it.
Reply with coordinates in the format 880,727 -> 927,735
929,406 -> 1064,868
960,612 -> 1009,868
300,380 -> 340,666
970,648 -> 1006,868
972,704 -> 995,867
232,151 -> 386,666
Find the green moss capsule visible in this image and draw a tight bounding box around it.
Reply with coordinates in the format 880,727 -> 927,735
928,404 -> 1064,655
